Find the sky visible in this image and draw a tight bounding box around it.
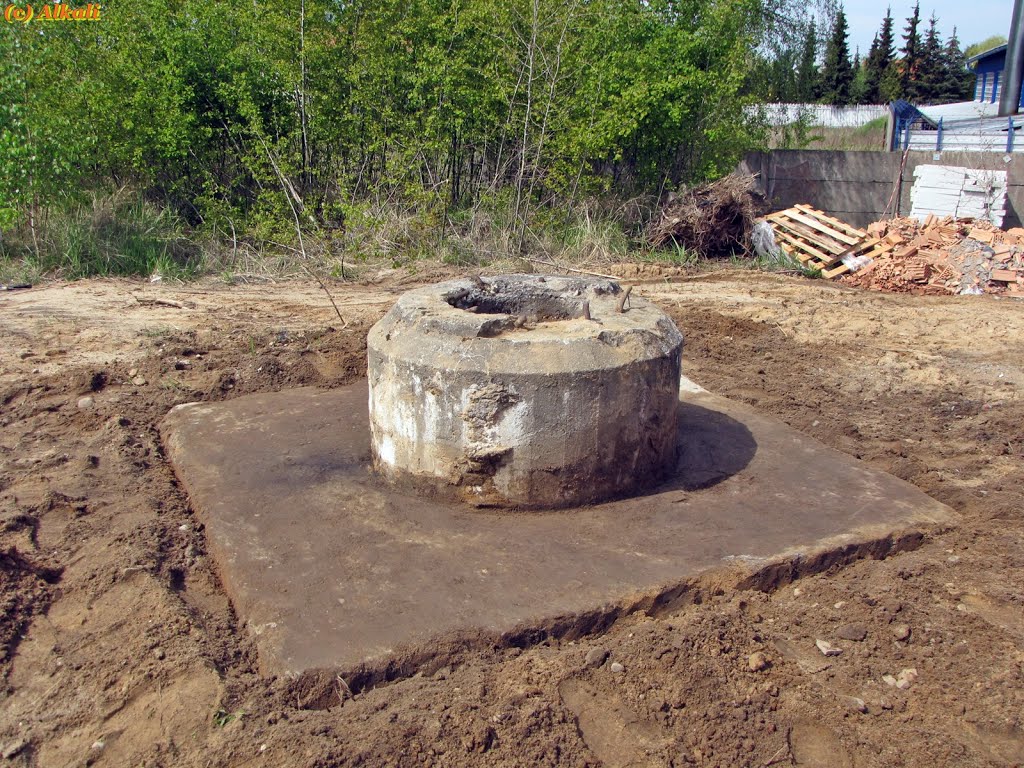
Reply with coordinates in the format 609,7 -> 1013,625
841,0 -> 1013,59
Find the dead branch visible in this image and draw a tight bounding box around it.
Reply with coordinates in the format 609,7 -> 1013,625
302,266 -> 349,329
645,173 -> 757,258
133,296 -> 186,309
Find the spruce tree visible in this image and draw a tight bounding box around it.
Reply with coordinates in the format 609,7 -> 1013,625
940,28 -> 973,102
851,49 -> 870,104
820,6 -> 853,105
865,8 -> 896,102
796,19 -> 820,102
917,15 -> 944,102
881,64 -> 904,102
901,3 -> 922,100
767,50 -> 799,102
864,34 -> 881,101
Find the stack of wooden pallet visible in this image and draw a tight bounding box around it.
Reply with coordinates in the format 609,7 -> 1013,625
765,205 -> 894,279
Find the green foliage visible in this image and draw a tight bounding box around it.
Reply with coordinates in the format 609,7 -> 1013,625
864,8 -> 896,103
916,14 -> 945,102
804,4 -> 971,107
964,35 -> 1007,60
881,12 -> 974,106
880,59 -> 904,102
569,0 -> 766,188
0,22 -> 92,232
213,708 -> 245,728
794,262 -> 823,278
560,206 -> 632,263
941,28 -> 974,103
850,53 -> 870,104
900,2 -> 922,99
769,107 -> 819,149
0,0 -> 777,274
795,19 -> 821,102
653,241 -> 701,267
820,6 -> 853,105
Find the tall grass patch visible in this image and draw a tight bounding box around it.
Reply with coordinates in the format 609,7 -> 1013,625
0,191 -> 202,280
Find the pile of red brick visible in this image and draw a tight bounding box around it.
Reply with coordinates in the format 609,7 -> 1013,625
840,216 -> 1024,298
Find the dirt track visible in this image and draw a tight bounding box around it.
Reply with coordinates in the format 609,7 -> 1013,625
1,268 -> 1022,768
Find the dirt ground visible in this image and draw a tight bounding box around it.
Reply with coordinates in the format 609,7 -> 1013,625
0,266 -> 1022,768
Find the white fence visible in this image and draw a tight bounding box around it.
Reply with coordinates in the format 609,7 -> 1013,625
752,103 -> 889,128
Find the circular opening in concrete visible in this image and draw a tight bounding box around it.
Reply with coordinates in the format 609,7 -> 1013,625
444,279 -> 584,322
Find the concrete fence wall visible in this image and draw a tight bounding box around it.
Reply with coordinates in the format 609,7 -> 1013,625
740,149 -> 1024,229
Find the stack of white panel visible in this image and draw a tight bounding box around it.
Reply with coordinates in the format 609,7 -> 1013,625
909,165 -> 1007,226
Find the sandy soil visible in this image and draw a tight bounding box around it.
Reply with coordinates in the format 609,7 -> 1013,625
0,267 -> 1022,768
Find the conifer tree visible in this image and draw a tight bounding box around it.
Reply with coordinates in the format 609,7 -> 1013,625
796,19 -> 820,102
865,8 -> 896,102
820,5 -> 853,105
866,33 -> 880,76
881,65 -> 903,102
940,28 -> 973,102
851,49 -> 870,104
901,3 -> 922,100
917,14 -> 945,102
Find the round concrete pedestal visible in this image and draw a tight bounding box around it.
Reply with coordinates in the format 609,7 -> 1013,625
367,274 -> 684,508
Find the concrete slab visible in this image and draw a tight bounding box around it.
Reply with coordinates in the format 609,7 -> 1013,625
161,380 -> 954,680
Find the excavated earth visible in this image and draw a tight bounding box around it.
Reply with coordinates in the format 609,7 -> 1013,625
0,266 -> 1022,768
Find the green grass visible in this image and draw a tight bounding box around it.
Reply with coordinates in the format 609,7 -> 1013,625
559,210 -> 632,262
638,241 -> 703,266
0,191 -> 202,281
769,115 -> 888,152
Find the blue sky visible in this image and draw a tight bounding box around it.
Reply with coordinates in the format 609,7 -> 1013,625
842,1 -> 1013,58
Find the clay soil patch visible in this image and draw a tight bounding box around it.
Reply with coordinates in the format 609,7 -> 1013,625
1,272 -> 1022,767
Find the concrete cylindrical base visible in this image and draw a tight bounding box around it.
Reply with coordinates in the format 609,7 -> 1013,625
367,275 -> 684,508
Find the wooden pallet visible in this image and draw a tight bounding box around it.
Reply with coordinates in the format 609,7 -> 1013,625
767,205 -> 893,279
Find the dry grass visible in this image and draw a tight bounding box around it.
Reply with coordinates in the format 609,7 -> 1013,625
768,117 -> 888,151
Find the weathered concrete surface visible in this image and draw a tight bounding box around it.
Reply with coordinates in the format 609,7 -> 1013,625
742,149 -> 1024,229
742,150 -> 901,227
161,380 -> 955,680
367,275 -> 683,508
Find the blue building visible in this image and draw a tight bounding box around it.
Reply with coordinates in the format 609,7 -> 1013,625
969,43 -> 1024,109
